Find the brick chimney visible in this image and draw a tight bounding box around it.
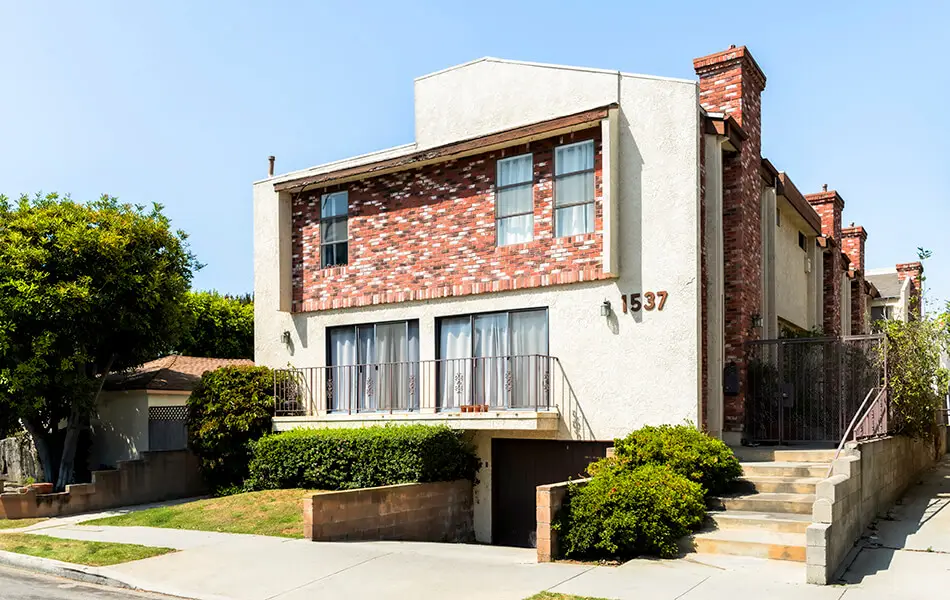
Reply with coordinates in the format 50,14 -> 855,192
897,261 -> 924,318
806,189 -> 847,335
841,225 -> 867,274
694,45 -> 766,440
841,225 -> 869,333
805,190 -> 845,242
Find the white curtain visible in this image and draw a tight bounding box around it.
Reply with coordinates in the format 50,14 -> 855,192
376,322 -> 411,411
439,317 -> 472,409
497,154 -> 534,245
510,310 -> 549,408
357,326 -> 376,411
555,141 -> 595,237
474,313 -> 510,408
329,328 -> 357,412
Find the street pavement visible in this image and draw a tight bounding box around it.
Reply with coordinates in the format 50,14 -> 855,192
0,565 -> 174,600
3,455 -> 948,599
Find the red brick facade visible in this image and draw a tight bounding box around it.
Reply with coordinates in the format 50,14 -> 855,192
694,46 -> 766,435
897,261 -> 924,318
291,129 -> 608,312
842,226 -> 868,334
806,191 -> 846,336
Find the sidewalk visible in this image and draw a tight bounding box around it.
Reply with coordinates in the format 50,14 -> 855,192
4,458 -> 948,599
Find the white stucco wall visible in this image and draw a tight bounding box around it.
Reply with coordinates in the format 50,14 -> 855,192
91,391 -> 148,468
254,59 -> 701,543
774,197 -> 816,331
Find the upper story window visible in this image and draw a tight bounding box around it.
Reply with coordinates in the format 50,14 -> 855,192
496,154 -> 534,246
320,191 -> 348,268
554,140 -> 595,237
798,231 -> 807,250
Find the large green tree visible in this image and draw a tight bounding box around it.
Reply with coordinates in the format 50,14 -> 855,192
177,291 -> 253,359
0,193 -> 198,489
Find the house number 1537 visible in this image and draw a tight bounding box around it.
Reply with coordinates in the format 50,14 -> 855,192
622,291 -> 668,313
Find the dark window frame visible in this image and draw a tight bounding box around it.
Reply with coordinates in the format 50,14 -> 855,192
553,139 -> 596,237
495,152 -> 535,247
320,190 -> 348,268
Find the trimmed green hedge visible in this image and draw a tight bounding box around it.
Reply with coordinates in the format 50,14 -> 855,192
559,464 -> 706,559
245,425 -> 478,491
612,424 -> 741,495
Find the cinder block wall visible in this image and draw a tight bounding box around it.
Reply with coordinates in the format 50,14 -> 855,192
536,478 -> 591,562
303,480 -> 473,543
807,433 -> 947,584
0,450 -> 206,519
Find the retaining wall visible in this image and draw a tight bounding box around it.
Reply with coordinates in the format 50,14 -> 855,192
806,431 -> 948,584
303,480 -> 473,543
0,450 -> 206,519
536,478 -> 590,562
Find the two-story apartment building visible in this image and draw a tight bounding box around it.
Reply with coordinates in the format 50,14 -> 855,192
253,45 -> 880,546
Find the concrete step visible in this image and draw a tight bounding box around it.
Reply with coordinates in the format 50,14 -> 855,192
732,447 -> 838,463
683,528 -> 806,562
740,461 -> 831,478
707,510 -> 812,534
711,492 -> 815,515
737,475 -> 822,494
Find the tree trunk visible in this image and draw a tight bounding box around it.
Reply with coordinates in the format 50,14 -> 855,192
22,419 -> 55,485
55,354 -> 115,492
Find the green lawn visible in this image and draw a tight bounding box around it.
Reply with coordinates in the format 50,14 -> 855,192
0,518 -> 48,530
81,489 -> 320,538
525,593 -> 613,600
0,533 -> 172,566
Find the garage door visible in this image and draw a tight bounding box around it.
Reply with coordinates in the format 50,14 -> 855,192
491,438 -> 611,548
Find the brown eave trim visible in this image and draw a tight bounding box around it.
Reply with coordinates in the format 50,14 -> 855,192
275,104 -> 618,192
703,114 -> 746,151
760,158 -> 778,184
776,172 -> 822,234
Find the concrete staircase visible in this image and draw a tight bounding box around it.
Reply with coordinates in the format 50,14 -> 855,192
684,447 -> 835,563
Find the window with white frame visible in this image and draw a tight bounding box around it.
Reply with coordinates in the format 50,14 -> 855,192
320,191 -> 348,268
554,140 -> 595,237
495,153 -> 534,246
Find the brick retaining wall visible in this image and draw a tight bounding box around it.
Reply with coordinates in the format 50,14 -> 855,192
536,478 -> 590,562
0,450 -> 206,519
303,480 -> 473,543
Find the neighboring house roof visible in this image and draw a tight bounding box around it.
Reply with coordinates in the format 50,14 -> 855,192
866,271 -> 903,299
105,355 -> 254,392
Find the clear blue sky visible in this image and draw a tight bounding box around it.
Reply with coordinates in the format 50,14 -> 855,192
1,1 -> 947,308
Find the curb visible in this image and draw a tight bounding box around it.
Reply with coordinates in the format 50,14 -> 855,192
0,550 -> 133,589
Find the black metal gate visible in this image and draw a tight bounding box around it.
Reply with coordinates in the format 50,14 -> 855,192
745,335 -> 886,444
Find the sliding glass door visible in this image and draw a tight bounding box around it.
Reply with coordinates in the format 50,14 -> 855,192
328,320 -> 419,412
437,308 -> 548,410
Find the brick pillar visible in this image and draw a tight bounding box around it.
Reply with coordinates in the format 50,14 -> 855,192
806,190 -> 846,336
842,226 -> 868,333
897,261 -> 924,318
694,46 -> 766,438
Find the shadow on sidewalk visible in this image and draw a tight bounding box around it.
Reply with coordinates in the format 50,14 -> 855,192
839,454 -> 950,584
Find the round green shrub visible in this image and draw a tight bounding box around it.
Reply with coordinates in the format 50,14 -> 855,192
186,366 -> 277,492
560,464 -> 705,559
612,424 -> 741,495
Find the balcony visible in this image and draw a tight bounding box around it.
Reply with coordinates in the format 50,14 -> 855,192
272,355 -> 562,432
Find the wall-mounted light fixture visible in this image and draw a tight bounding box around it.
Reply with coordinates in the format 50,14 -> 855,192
281,330 -> 292,345
600,299 -> 612,317
751,313 -> 763,329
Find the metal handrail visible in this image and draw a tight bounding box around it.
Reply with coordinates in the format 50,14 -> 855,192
273,354 -> 557,416
826,386 -> 886,478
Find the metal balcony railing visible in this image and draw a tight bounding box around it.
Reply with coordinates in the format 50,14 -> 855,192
273,355 -> 557,416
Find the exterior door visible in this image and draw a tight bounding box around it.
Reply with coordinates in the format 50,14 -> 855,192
491,438 -> 610,548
